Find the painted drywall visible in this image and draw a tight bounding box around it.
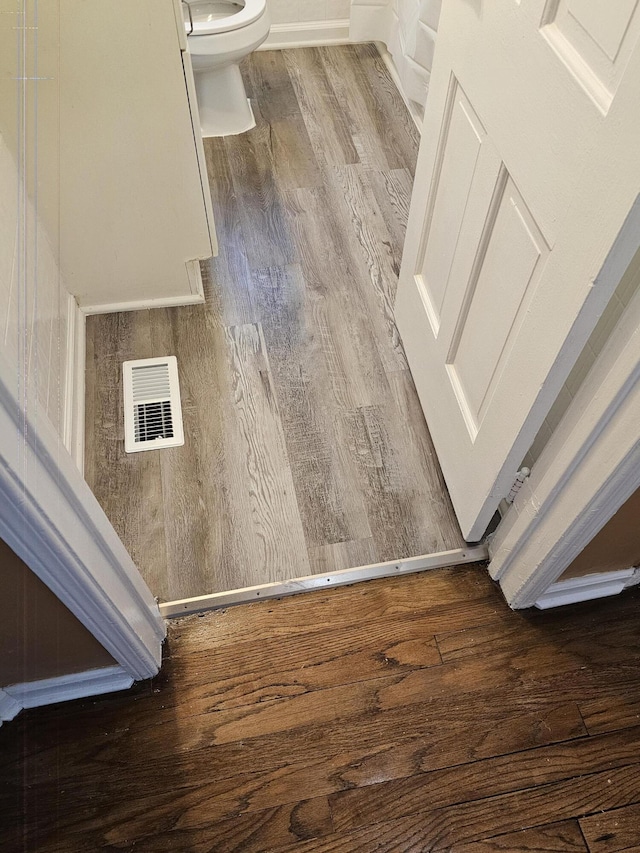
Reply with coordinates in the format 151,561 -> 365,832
0,0 -> 73,443
0,538 -> 115,686
0,3 -> 113,687
267,0 -> 351,25
559,487 -> 640,580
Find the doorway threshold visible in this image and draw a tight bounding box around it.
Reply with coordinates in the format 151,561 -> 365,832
159,544 -> 488,617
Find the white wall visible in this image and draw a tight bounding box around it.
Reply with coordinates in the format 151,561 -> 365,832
262,0 -> 351,48
268,0 -> 351,25
0,137 -> 74,441
0,0 -> 77,449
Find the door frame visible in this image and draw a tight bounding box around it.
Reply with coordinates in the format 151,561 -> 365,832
489,207 -> 640,607
0,349 -> 165,682
2,222 -> 638,668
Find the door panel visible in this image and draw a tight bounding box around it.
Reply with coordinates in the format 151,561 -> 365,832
417,88 -> 487,335
543,0 -> 640,106
396,0 -> 640,539
449,176 -> 549,436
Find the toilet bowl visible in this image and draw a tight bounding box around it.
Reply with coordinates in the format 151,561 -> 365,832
185,0 -> 271,137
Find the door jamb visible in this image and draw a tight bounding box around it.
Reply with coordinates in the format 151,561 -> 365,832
0,351 -> 165,681
489,250 -> 640,607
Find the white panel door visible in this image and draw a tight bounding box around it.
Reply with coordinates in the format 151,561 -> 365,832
396,0 -> 640,540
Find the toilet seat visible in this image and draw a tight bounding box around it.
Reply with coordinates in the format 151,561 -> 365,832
186,0 -> 266,36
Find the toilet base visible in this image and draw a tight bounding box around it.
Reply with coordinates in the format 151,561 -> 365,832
194,63 -> 256,137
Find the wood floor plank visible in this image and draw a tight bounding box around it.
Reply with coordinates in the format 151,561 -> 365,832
84,45 -> 470,599
267,765 -> 640,853
152,305 -> 233,598
350,42 -> 421,172
280,184 -> 392,409
252,263 -> 373,548
580,694 -> 640,735
267,821 -> 590,853
324,43 -> 419,174
436,594 -> 640,665
84,311 -> 170,599
329,726 -> 640,834
314,46 -> 392,171
446,821 -> 589,852
327,162 -> 409,372
368,166 -> 414,273
386,369 -> 465,549
282,48 -> 360,168
224,118 -> 297,270
160,613 -> 443,709
7,793 -> 334,853
581,802 -> 640,852
164,568 -> 502,651
6,566 -> 640,851
1,689 -> 586,799
246,49 -> 303,123
306,537 -> 379,574
220,321 -> 311,585
202,136 -> 258,326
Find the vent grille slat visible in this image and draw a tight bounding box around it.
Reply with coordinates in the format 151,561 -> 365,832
123,356 -> 184,453
134,401 -> 174,442
132,363 -> 172,402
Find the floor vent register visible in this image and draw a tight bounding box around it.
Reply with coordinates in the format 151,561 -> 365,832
123,356 -> 184,453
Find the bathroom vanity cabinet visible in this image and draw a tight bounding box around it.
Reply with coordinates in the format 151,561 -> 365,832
59,0 -> 216,311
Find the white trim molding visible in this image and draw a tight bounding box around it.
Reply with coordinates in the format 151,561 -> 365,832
534,568 -> 640,609
0,666 -> 134,725
377,45 -> 423,131
0,689 -> 23,725
82,291 -> 205,316
0,347 -> 166,683
489,251 -> 640,608
63,294 -> 87,474
260,20 -> 351,51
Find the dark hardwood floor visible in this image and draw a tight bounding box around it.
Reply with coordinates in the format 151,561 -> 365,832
2,566 -> 640,852
84,44 -> 464,602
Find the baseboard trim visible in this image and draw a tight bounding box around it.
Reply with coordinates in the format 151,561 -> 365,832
82,292 -> 206,316
160,545 -> 488,617
376,44 -> 423,132
1,665 -> 134,724
186,258 -> 205,299
64,295 -> 87,474
260,19 -> 351,50
0,689 -> 22,725
534,567 -> 640,609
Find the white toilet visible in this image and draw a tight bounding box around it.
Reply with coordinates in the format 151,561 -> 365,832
185,0 -> 271,137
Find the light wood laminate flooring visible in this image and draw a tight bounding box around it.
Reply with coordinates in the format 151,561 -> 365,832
4,567 -> 640,851
85,44 -> 464,601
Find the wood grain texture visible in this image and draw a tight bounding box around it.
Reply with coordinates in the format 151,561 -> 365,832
581,802 -> 640,852
447,822 -> 589,852
84,44 -> 464,600
4,569 -> 640,852
85,311 -> 170,599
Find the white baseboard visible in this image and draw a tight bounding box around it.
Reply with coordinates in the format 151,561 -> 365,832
64,295 -> 87,474
534,567 -> 640,609
376,44 -> 424,132
0,665 -> 134,725
82,292 -> 206,316
186,258 -> 205,299
260,19 -> 351,50
0,689 -> 22,725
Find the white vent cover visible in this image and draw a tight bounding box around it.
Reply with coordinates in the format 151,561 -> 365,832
123,356 -> 184,453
